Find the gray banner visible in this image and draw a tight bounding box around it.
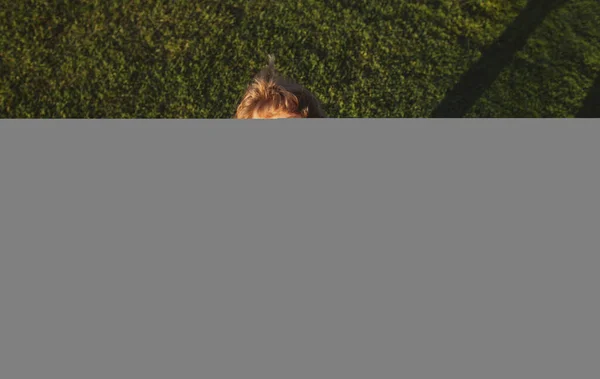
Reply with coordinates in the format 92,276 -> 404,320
0,120 -> 598,379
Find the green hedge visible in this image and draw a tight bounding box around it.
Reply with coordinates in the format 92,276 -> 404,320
1,0 -> 598,118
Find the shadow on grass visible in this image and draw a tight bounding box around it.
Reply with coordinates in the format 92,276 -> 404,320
431,0 -> 568,118
576,75 -> 600,118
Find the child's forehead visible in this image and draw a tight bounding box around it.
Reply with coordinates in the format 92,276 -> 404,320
252,110 -> 302,119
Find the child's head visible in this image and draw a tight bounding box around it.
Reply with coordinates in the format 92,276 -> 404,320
234,55 -> 326,119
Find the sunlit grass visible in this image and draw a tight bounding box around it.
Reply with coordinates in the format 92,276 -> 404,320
1,0 -> 598,117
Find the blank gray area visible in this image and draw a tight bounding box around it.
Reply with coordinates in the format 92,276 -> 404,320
0,120 -> 598,379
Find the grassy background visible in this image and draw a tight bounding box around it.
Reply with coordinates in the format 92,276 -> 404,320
1,0 -> 599,118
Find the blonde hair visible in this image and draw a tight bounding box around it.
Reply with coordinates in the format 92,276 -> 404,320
234,55 -> 326,119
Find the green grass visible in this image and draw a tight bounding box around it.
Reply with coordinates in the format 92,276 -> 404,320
1,0 -> 599,118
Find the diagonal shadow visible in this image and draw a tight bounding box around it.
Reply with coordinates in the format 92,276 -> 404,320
576,75 -> 600,118
431,0 -> 568,118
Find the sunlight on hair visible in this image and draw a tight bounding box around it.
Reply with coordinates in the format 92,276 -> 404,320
234,54 -> 326,119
